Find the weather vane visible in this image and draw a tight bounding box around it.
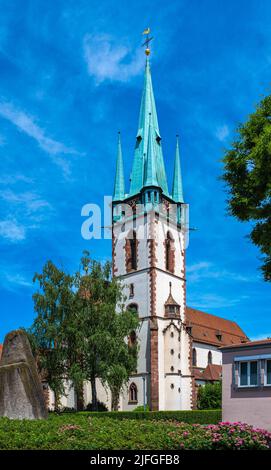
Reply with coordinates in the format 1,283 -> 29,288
142,27 -> 153,56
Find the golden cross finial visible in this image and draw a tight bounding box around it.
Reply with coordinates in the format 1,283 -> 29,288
142,28 -> 153,56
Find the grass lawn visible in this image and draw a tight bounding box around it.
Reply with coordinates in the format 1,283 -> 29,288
0,413 -> 270,450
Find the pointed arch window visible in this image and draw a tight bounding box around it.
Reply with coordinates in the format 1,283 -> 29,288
128,330 -> 137,348
129,382 -> 138,403
165,231 -> 175,273
192,348 -> 197,367
126,230 -> 137,272
208,351 -> 213,365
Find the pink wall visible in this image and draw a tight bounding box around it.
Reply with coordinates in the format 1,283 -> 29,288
222,346 -> 271,430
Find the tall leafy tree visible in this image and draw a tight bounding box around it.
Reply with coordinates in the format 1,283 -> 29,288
30,261 -> 74,410
223,95 -> 271,281
72,252 -> 139,411
104,309 -> 139,410
30,252 -> 139,412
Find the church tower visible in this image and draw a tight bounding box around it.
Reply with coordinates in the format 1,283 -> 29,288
112,40 -> 193,410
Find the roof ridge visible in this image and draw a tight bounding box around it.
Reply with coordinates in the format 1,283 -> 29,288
186,306 -> 238,325
188,321 -> 246,336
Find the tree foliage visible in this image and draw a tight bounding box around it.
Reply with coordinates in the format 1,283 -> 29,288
30,251 -> 139,411
197,382 -> 222,410
222,95 -> 271,281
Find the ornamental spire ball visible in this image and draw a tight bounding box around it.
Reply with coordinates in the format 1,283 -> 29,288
142,27 -> 153,56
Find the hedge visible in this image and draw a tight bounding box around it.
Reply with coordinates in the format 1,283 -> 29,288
78,409 -> 222,424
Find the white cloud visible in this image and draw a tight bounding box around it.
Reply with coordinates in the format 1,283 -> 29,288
83,34 -> 144,84
187,260 -> 251,283
0,101 -> 78,175
0,190 -> 52,241
0,174 -> 33,185
0,189 -> 51,213
215,124 -> 230,142
188,293 -> 247,310
0,220 -> 25,241
5,273 -> 32,288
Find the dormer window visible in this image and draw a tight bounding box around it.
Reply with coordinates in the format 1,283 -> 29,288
186,325 -> 192,335
216,332 -> 222,341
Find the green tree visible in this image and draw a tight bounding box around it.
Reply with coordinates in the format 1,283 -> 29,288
30,261 -> 74,410
104,309 -> 139,411
222,95 -> 271,281
30,252 -> 139,412
197,382 -> 222,410
72,252 -> 139,411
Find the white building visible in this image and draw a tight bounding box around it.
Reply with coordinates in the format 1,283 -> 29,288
43,44 -> 248,412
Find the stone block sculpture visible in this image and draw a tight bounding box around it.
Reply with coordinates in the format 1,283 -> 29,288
0,329 -> 48,419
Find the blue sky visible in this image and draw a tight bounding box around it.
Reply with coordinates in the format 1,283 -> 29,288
0,0 -> 270,342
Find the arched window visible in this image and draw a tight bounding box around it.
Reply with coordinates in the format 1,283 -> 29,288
127,303 -> 138,314
126,230 -> 137,272
208,351 -> 212,365
165,231 -> 175,273
192,348 -> 197,367
129,382 -> 138,403
128,330 -> 137,348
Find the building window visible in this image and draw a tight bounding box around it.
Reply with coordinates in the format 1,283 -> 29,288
216,330 -> 222,341
129,382 -> 138,403
239,361 -> 258,387
126,230 -> 137,272
170,332 -> 174,338
208,351 -> 212,365
170,349 -> 174,355
129,283 -> 134,298
192,348 -> 197,367
128,330 -> 137,348
170,383 -> 174,389
165,231 -> 175,273
265,360 -> 271,386
127,303 -> 138,314
170,366 -> 174,372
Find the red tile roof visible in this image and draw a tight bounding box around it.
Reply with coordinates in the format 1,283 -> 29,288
202,364 -> 222,381
193,364 -> 222,382
0,344 -> 2,359
186,306 -> 248,347
220,338 -> 271,350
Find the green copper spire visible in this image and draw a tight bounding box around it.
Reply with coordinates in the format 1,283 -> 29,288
144,116 -> 159,187
113,132 -> 125,201
172,135 -> 184,203
129,57 -> 168,196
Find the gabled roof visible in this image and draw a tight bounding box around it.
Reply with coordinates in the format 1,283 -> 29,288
186,306 -> 249,347
202,364 -> 222,381
193,364 -> 222,382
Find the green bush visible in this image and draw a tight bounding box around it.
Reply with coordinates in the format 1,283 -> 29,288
0,414 -> 270,450
84,401 -> 108,412
78,409 -> 221,424
197,382 -> 222,410
132,405 -> 150,412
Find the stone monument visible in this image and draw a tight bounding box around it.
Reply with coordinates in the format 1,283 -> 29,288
0,329 -> 48,419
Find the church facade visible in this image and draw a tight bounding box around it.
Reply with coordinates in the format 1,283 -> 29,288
110,52 -> 248,411
42,48 -> 248,412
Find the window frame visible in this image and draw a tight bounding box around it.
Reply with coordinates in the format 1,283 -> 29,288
129,382 -> 138,403
264,359 -> 271,386
238,360 -> 259,388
